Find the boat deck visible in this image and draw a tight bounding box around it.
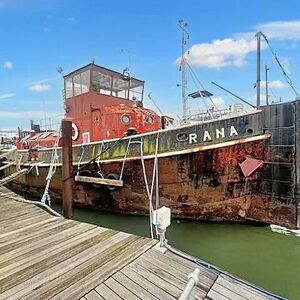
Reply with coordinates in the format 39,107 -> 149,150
0,187 -> 281,300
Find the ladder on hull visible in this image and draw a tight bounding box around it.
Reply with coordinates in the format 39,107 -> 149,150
0,169 -> 28,186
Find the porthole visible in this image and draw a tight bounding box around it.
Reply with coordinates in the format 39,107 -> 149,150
147,115 -> 154,124
247,128 -> 253,134
176,132 -> 188,142
121,114 -> 131,124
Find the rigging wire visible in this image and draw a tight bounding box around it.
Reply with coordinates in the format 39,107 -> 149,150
185,61 -> 222,117
186,67 -> 212,118
261,33 -> 299,98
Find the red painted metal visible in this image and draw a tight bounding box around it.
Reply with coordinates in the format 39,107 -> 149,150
21,64 -> 161,147
239,156 -> 264,177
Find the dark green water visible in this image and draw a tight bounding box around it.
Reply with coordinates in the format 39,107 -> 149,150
54,205 -> 300,299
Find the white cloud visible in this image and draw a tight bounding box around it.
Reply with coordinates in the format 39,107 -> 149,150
177,38 -> 267,69
0,93 -> 15,100
250,94 -> 267,102
261,80 -> 287,89
28,83 -> 51,92
211,96 -> 225,108
3,61 -> 13,69
255,20 -> 300,40
179,20 -> 300,70
0,111 -> 60,119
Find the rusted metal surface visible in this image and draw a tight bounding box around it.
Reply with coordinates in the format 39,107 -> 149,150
4,138 -> 297,228
261,102 -> 296,205
62,119 -> 74,219
3,62 -> 300,228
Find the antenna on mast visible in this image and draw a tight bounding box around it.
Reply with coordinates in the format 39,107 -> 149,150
178,20 -> 189,121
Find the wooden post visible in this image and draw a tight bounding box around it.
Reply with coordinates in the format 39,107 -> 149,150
62,118 -> 74,219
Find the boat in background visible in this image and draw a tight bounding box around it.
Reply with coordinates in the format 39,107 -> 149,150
1,29 -> 299,229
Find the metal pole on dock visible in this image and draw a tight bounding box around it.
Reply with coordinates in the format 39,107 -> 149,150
62,118 -> 74,219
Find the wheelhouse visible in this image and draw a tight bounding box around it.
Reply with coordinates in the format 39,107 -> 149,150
64,63 -> 144,103
63,63 -> 160,144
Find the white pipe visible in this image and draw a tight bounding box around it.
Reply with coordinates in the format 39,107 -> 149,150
179,268 -> 200,300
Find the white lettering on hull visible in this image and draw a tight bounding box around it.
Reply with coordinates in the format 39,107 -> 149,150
188,126 -> 240,144
203,131 -> 212,141
189,133 -> 197,143
230,126 -> 238,136
216,128 -> 225,139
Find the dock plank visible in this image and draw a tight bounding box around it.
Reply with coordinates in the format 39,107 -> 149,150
5,232 -> 131,299
0,227 -> 112,292
120,267 -> 176,300
143,249 -> 214,290
136,254 -> 208,297
85,290 -> 104,300
208,282 -> 247,300
0,190 -> 281,300
205,289 -> 231,300
216,275 -> 275,300
95,284 -> 122,300
49,237 -> 156,300
0,219 -> 74,253
104,277 -> 140,300
0,223 -> 95,269
112,272 -> 159,300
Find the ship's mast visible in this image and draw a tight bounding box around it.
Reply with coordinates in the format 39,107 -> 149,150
265,64 -> 269,105
178,20 -> 189,120
255,32 -> 263,108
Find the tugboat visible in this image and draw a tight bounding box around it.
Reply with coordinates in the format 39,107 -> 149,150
1,29 -> 299,228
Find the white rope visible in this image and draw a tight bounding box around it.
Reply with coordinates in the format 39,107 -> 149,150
117,135 -> 160,239
77,145 -> 85,175
139,140 -> 154,239
119,137 -> 132,181
96,141 -> 104,171
41,128 -> 61,206
154,133 -> 160,237
0,191 -> 62,217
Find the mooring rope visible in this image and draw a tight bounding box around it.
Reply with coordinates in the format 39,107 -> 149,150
41,127 -> 61,206
0,191 -> 62,217
119,133 -> 160,239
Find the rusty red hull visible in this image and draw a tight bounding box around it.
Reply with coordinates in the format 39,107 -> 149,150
5,139 -> 296,228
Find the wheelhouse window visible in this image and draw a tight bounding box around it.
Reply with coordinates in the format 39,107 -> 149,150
64,70 -> 90,99
64,64 -> 144,101
65,77 -> 73,98
92,71 -> 112,95
91,69 -> 144,101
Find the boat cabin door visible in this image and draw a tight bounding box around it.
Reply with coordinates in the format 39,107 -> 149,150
91,110 -> 102,142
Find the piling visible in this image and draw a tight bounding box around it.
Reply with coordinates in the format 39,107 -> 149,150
62,118 -> 74,219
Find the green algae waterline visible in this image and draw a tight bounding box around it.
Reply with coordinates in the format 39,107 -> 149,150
53,204 -> 300,299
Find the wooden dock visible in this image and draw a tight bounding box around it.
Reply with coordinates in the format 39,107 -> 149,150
0,188 -> 282,300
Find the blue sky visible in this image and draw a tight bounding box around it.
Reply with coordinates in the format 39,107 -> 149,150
0,0 -> 300,130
